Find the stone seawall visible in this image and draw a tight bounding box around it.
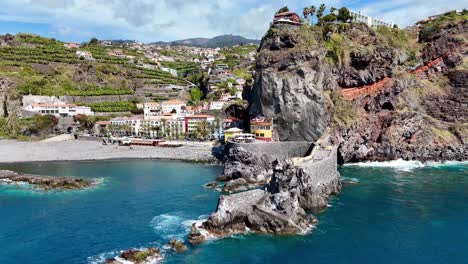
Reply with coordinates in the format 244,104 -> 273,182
225,141 -> 313,160
298,147 -> 340,187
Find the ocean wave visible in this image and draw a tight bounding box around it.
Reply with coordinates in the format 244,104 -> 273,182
346,159 -> 468,172
150,212 -> 208,240
150,213 -> 186,239
345,159 -> 425,172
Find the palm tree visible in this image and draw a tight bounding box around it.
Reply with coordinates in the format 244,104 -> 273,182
317,4 -> 326,25
154,125 -> 161,138
309,5 -> 316,24
161,118 -> 168,137
195,120 -> 210,140
303,7 -> 310,21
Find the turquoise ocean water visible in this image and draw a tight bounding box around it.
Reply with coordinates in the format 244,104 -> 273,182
0,159 -> 466,263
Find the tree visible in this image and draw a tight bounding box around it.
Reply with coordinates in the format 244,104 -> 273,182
393,24 -> 399,29
337,7 -> 352,23
322,13 -> 337,23
303,7 -> 310,21
330,7 -> 337,14
276,6 -> 289,14
309,6 -> 316,24
190,87 -> 203,101
74,114 -> 94,131
161,118 -> 168,137
90,38 -> 98,44
152,125 -> 161,138
317,4 -> 326,25
170,109 -> 177,114
6,114 -> 21,138
195,120 -> 210,140
2,95 -> 8,117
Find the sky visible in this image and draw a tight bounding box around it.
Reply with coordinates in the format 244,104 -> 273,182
0,0 -> 465,43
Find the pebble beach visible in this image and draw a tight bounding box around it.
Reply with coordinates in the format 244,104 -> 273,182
0,139 -> 219,163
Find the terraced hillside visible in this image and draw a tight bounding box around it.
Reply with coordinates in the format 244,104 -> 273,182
0,34 -> 188,102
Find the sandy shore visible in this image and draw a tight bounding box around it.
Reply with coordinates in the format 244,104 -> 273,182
0,139 -> 220,163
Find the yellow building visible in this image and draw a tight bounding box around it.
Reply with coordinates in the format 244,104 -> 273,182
250,118 -> 273,142
224,127 -> 243,143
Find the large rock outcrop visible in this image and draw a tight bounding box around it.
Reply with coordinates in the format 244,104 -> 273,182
247,15 -> 468,162
189,148 -> 341,244
0,78 -> 20,117
218,147 -> 273,192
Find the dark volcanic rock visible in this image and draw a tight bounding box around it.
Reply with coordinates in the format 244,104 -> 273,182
0,170 -> 96,190
219,147 -> 272,192
189,152 -> 341,243
248,17 -> 467,163
106,247 -> 163,264
167,238 -> 187,252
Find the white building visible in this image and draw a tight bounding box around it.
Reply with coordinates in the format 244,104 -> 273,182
142,115 -> 186,137
76,50 -> 94,60
160,67 -> 178,77
161,100 -> 186,114
24,103 -> 94,117
209,101 -> 225,110
349,10 -> 394,28
143,102 -> 162,119
185,115 -> 215,135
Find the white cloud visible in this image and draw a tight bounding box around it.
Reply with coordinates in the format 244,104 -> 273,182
0,0 -> 465,42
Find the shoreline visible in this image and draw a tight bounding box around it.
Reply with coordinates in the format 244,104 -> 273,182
0,139 -> 221,164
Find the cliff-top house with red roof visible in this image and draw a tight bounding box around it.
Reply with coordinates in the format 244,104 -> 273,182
273,11 -> 303,26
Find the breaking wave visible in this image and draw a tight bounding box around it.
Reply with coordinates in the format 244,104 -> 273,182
345,159 -> 468,172
150,212 -> 207,240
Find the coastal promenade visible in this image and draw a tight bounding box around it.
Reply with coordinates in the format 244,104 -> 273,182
0,139 -> 217,163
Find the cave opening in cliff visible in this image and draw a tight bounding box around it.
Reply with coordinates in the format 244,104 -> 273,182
382,102 -> 395,111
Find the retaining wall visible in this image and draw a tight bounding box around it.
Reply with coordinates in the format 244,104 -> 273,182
298,147 -> 340,187
225,141 -> 313,159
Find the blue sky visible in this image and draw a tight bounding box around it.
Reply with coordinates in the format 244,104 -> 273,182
0,0 -> 465,43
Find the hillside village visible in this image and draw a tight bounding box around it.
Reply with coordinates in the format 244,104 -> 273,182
0,32 -> 258,142
0,5 -> 466,150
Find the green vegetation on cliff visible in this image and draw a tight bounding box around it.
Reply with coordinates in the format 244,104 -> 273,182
325,91 -> 359,129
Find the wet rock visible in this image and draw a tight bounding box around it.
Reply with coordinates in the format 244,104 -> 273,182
108,247 -> 163,264
167,238 -> 187,253
204,181 -> 218,188
219,147 -> 272,192
0,170 -> 96,190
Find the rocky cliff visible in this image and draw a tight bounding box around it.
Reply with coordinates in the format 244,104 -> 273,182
0,77 -> 20,117
189,150 -> 341,243
247,13 -> 468,162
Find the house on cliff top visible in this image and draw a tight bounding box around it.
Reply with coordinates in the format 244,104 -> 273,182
273,12 -> 303,26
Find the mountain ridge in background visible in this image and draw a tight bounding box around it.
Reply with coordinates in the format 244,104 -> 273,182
151,34 -> 260,48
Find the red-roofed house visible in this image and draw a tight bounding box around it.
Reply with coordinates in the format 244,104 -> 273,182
273,12 -> 302,26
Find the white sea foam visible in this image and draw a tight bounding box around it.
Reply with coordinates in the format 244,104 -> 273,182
150,213 -> 186,239
150,212 -> 210,240
87,249 -> 122,264
346,159 -> 468,172
345,159 -> 425,172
